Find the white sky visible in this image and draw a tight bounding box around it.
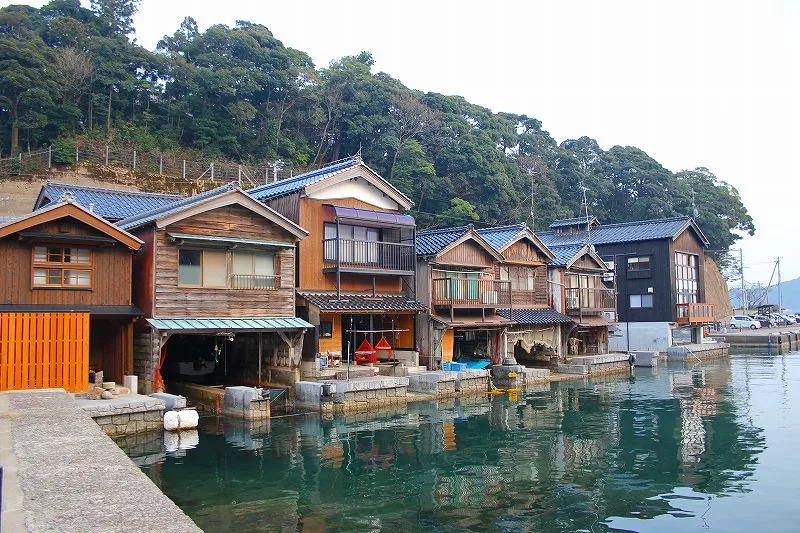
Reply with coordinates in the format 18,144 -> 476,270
8,0 -> 800,283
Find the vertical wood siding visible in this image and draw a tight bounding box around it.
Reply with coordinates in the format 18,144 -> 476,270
0,312 -> 89,393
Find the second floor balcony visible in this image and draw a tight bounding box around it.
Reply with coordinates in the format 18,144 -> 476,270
432,278 -> 511,309
565,287 -> 617,315
676,303 -> 715,324
323,238 -> 415,275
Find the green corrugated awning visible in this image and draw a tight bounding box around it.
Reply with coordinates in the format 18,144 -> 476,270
146,316 -> 313,332
167,232 -> 295,248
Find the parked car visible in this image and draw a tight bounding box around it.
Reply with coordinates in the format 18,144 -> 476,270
770,314 -> 790,326
778,314 -> 797,325
730,315 -> 762,329
750,314 -> 775,327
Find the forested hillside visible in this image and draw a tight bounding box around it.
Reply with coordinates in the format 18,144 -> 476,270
0,0 -> 754,262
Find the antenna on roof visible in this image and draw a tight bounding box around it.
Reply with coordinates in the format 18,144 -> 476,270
58,192 -> 76,204
580,185 -> 592,247
529,166 -> 535,230
355,145 -> 363,164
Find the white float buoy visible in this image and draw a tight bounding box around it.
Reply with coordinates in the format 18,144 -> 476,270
177,408 -> 199,429
163,410 -> 180,431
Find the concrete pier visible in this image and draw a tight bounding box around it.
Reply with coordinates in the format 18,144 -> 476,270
667,342 -> 729,361
75,394 -> 166,436
0,389 -> 200,532
556,353 -> 632,376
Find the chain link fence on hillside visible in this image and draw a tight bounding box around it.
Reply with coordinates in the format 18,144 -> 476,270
0,143 -> 298,187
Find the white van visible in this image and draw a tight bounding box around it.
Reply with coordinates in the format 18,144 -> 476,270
730,315 -> 761,329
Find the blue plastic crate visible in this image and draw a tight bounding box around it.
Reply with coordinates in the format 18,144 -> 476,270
443,362 -> 467,372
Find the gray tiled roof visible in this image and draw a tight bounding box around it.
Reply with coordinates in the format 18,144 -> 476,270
538,216 -> 708,247
36,182 -> 181,221
497,308 -> 574,324
298,292 -> 427,312
116,183 -> 236,230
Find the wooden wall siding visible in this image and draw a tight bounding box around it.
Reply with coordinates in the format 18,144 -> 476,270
671,229 -> 707,312
438,240 -> 495,267
0,312 -> 89,393
131,227 -> 155,317
89,318 -> 133,383
503,240 -> 546,264
168,204 -> 298,243
153,229 -> 296,317
298,197 -> 401,292
317,313 -> 342,354
572,255 -> 604,270
266,193 -> 301,224
510,265 -> 549,307
0,237 -> 133,306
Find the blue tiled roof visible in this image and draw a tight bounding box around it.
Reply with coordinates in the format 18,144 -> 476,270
549,244 -> 584,267
548,216 -> 598,229
117,183 -> 237,230
248,158 -> 358,200
36,182 -> 182,221
497,308 -> 574,324
538,216 -> 708,247
416,226 -> 469,255
416,223 -> 537,256
477,224 -> 525,251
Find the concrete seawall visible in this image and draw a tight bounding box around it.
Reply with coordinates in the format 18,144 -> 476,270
0,389 -> 200,533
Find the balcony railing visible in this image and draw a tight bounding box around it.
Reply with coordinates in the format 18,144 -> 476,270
228,274 -> 280,290
432,278 -> 511,308
676,303 -> 715,324
565,287 -> 617,314
323,238 -> 415,273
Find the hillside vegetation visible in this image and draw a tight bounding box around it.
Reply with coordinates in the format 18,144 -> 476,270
0,1 -> 754,264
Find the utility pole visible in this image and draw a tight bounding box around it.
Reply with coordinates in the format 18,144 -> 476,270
777,256 -> 782,312
739,248 -> 746,312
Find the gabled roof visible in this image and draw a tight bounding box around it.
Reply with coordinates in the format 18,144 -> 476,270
247,156 -> 413,209
34,182 -> 182,221
538,216 -> 709,248
549,244 -> 585,267
477,223 -> 555,262
415,225 -> 505,263
548,244 -> 610,270
117,183 -> 308,239
548,216 -> 599,229
0,200 -> 143,250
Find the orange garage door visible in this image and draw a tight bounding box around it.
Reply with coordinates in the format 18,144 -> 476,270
0,312 -> 89,393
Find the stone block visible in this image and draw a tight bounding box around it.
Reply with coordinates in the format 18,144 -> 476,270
151,393 -> 187,411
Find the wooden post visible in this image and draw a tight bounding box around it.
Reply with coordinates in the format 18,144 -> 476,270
257,332 -> 263,387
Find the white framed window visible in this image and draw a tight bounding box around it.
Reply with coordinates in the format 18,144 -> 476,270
627,256 -> 651,271
178,249 -> 276,289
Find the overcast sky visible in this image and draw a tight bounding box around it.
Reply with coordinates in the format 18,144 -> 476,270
8,0 -> 800,284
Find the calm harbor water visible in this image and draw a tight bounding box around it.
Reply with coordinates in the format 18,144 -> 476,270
119,353 -> 800,532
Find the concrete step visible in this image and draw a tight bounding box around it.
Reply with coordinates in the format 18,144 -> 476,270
406,366 -> 428,374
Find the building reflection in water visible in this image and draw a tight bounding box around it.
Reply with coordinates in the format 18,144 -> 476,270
117,357 -> 766,532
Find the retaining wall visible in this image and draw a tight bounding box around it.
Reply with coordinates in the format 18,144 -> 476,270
76,395 -> 165,437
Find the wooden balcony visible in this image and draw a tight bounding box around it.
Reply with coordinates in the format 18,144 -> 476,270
323,238 -> 415,275
565,287 -> 616,315
676,303 -> 715,324
432,278 -> 511,309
